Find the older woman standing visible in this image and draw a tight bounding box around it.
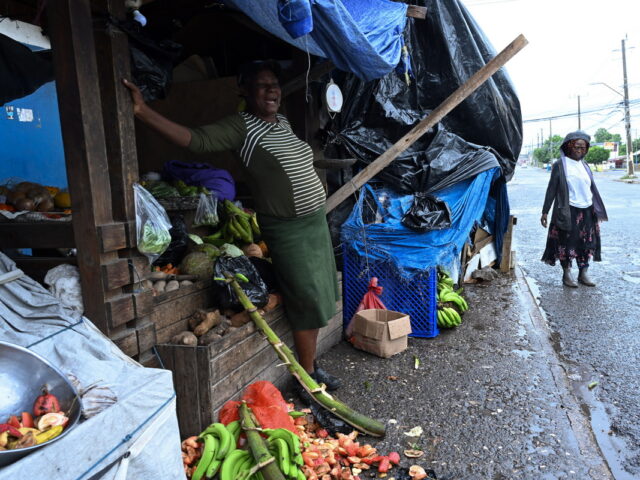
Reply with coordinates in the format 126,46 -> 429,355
540,131 -> 608,287
123,61 -> 340,393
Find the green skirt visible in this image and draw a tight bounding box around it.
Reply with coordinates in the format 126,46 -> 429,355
258,208 -> 339,331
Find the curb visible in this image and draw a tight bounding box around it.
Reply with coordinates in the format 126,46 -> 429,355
514,265 -> 614,479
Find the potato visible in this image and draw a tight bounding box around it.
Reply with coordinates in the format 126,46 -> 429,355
165,280 -> 180,292
170,331 -> 197,346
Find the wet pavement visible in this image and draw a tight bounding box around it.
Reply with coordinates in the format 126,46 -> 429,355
296,266 -> 610,479
508,166 -> 640,479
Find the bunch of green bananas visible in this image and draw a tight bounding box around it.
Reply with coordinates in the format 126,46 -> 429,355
436,271 -> 469,329
222,200 -> 261,245
202,201 -> 261,247
263,428 -> 304,480
192,421 -> 241,480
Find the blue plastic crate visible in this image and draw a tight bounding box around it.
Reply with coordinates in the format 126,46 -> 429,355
342,247 -> 439,338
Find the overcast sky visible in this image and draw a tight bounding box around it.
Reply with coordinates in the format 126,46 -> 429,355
462,0 -> 640,153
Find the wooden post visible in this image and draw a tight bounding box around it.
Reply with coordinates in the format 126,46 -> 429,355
48,0 -> 119,332
499,216 -> 516,272
325,34 -> 528,213
93,0 -> 140,224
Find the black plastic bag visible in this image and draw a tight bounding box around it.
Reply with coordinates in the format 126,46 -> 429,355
214,256 -> 269,311
248,257 -> 279,293
112,18 -> 182,102
152,214 -> 189,267
327,0 -> 522,192
309,403 -> 352,436
401,193 -> 451,232
0,33 -> 53,106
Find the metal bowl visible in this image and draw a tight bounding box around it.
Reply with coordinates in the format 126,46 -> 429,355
0,341 -> 81,467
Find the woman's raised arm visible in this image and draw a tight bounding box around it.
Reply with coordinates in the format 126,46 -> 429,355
122,79 -> 192,148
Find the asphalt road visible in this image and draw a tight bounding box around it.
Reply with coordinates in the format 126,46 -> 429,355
508,166 -> 640,479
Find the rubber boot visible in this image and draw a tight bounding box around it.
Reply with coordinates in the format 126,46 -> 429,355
312,361 -> 341,391
578,266 -> 596,286
562,266 -> 578,288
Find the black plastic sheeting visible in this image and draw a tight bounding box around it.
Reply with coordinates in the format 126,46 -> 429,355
326,0 -> 522,194
111,18 -> 183,102
401,192 -> 451,232
0,33 -> 53,107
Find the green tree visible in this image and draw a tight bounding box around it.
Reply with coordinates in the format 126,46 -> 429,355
584,145 -> 610,164
618,138 -> 640,156
533,135 -> 563,164
594,128 -> 613,143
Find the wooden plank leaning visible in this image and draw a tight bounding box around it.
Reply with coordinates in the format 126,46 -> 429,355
325,34 -> 528,213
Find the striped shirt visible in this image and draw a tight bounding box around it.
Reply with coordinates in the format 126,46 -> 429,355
189,113 -> 326,218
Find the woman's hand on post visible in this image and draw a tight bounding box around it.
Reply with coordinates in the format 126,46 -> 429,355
122,79 -> 145,116
540,213 -> 548,228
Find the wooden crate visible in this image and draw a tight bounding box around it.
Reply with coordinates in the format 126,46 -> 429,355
156,300 -> 343,437
151,280 -> 217,345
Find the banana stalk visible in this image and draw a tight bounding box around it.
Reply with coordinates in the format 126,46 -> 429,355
226,274 -> 386,437
239,402 -> 286,480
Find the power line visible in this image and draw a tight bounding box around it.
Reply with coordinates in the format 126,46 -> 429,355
524,98 -> 639,123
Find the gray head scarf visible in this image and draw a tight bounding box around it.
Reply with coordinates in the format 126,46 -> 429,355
561,131 -> 590,156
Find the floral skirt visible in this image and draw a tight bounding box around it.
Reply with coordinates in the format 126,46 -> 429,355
541,206 -> 601,268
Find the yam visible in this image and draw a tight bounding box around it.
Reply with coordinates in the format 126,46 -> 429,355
142,279 -> 154,290
166,280 -> 180,292
193,309 -> 222,336
149,271 -> 169,281
264,293 -> 281,312
229,311 -> 251,327
211,318 -> 231,336
170,331 -> 197,346
197,330 -> 222,346
242,243 -> 263,258
187,315 -> 201,331
153,280 -> 166,293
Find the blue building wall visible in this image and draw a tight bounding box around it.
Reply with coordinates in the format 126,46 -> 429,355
0,80 -> 68,189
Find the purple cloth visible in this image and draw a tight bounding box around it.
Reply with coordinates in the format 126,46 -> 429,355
163,160 -> 236,201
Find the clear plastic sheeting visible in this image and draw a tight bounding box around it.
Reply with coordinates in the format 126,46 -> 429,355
328,0 -> 522,190
341,168 -> 499,279
0,253 -> 183,479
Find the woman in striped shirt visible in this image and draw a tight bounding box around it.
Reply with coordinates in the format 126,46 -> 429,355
124,61 -> 340,395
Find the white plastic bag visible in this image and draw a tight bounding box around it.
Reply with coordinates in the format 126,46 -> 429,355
44,264 -> 84,318
134,183 -> 172,263
193,193 -> 219,227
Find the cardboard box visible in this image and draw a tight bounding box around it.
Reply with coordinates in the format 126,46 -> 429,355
351,309 -> 412,358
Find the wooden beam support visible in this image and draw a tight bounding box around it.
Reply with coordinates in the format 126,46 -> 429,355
406,6 -> 427,19
325,34 -> 528,213
97,222 -> 128,252
92,0 -> 139,222
48,0 -> 120,332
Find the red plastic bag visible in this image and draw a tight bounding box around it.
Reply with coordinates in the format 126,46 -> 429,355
218,381 -> 297,433
346,277 -> 386,336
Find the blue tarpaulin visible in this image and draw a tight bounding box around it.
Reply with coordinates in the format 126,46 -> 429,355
224,0 -> 408,81
341,168 -> 500,278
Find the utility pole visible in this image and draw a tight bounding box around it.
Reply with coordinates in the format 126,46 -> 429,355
621,38 -> 635,176
577,95 -> 581,130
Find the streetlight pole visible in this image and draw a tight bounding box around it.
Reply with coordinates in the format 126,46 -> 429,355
621,38 -> 635,176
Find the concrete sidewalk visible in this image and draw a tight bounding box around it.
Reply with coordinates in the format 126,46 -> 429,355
311,267 -> 611,480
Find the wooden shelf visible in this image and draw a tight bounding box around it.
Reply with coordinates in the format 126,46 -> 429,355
0,222 -> 75,249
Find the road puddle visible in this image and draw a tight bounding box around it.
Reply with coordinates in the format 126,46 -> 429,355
570,366 -> 637,480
